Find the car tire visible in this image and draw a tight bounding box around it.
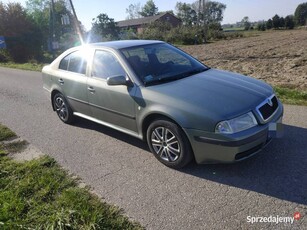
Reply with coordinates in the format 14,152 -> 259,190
147,119 -> 193,169
53,93 -> 74,124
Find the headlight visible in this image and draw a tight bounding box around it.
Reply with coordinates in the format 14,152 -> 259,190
215,112 -> 258,134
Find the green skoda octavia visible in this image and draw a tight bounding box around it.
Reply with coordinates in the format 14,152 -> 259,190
42,40 -> 283,168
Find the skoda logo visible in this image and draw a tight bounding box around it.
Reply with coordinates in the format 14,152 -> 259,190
267,98 -> 273,106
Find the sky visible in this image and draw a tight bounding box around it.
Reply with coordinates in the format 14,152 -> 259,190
2,0 -> 305,30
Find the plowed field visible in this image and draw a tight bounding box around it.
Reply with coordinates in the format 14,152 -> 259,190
182,30 -> 307,90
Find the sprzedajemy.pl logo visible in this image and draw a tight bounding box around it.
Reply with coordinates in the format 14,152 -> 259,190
247,212 -> 301,224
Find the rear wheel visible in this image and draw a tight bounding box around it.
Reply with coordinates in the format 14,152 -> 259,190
53,93 -> 74,124
147,119 -> 193,169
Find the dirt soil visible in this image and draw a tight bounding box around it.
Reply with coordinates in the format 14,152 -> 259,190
181,30 -> 307,90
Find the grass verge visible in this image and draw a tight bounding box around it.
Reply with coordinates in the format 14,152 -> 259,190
0,124 -> 16,141
0,62 -> 45,72
274,86 -> 307,106
0,124 -> 142,229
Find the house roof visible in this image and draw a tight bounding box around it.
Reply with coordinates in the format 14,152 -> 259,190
117,13 -> 172,28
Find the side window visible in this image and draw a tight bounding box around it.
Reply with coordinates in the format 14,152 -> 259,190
67,51 -> 87,74
92,50 -> 126,79
59,55 -> 69,70
58,50 -> 87,74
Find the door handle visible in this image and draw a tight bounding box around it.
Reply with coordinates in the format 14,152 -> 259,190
88,86 -> 95,93
58,79 -> 64,85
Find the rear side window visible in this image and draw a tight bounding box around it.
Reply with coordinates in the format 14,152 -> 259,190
59,55 -> 69,70
59,50 -> 87,74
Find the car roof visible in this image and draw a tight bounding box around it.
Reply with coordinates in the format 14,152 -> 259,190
87,40 -> 164,50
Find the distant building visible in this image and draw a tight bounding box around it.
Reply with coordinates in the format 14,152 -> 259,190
117,12 -> 181,34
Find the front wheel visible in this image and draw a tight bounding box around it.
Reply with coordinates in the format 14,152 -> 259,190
53,93 -> 74,124
147,119 -> 193,169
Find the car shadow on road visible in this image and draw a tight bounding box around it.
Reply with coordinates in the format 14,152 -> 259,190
72,119 -> 306,205
180,124 -> 307,205
71,117 -> 149,151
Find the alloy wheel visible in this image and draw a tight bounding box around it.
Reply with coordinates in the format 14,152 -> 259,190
54,96 -> 68,121
151,126 -> 181,162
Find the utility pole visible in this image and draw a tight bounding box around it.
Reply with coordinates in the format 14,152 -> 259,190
198,0 -> 201,26
202,0 -> 206,25
50,0 -> 56,59
203,0 -> 206,43
68,0 -> 84,44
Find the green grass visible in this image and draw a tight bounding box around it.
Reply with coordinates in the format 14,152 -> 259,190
0,124 -> 143,229
274,86 -> 307,106
223,27 -> 245,32
0,124 -> 16,141
0,62 -> 46,72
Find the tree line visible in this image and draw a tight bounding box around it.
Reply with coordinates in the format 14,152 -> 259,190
0,0 -> 306,63
92,0 -> 227,45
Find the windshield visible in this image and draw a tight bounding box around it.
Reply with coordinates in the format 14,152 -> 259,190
120,43 -> 209,86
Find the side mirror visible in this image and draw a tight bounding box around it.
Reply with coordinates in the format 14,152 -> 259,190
107,75 -> 131,86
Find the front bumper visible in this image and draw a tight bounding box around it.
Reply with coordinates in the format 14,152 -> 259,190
184,104 -> 283,164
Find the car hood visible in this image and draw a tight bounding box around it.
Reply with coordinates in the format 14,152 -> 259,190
141,69 -> 273,129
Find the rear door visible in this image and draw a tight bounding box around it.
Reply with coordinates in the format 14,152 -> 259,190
55,50 -> 91,116
87,49 -> 138,133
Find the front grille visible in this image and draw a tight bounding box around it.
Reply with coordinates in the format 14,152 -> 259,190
257,95 -> 278,121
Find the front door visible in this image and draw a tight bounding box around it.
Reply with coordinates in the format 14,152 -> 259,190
87,49 -> 138,133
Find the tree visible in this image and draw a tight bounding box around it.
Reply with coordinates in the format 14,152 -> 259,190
26,0 -> 81,52
241,16 -> 251,30
0,2 -> 42,62
25,0 -> 49,44
279,16 -> 285,28
125,3 -> 141,19
139,0 -> 158,17
285,15 -> 295,29
272,14 -> 280,29
294,2 -> 307,26
266,19 -> 273,29
91,13 -> 119,41
176,2 -> 197,25
191,0 -> 226,25
203,1 -> 226,25
257,22 -> 266,31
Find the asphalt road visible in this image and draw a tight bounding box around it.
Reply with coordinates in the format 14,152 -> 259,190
0,67 -> 306,229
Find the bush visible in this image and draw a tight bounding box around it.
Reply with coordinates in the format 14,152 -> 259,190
120,28 -> 138,40
0,49 -> 10,62
5,34 -> 43,63
138,21 -> 172,41
166,26 -> 203,45
257,23 -> 266,31
138,22 -> 228,45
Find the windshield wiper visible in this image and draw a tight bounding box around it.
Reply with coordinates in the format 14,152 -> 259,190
144,67 -> 210,86
178,67 -> 209,78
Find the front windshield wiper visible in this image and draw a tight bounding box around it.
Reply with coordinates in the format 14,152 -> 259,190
144,67 -> 210,86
